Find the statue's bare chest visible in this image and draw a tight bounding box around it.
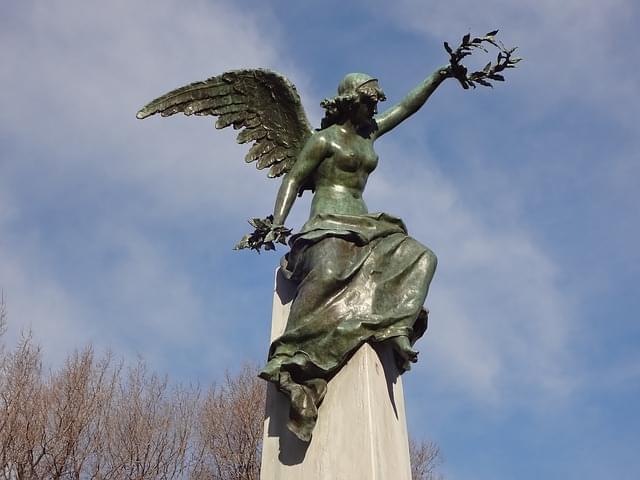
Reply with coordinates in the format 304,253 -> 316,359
328,136 -> 379,175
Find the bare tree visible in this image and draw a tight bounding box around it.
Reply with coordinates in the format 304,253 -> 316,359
0,333 -> 48,479
192,364 -> 265,480
0,309 -> 442,480
0,292 -> 6,338
0,336 -> 195,480
42,347 -> 118,479
97,361 -> 197,480
410,437 -> 443,480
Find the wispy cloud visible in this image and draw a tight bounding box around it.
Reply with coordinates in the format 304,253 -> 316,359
0,245 -> 82,357
0,0 -> 297,216
355,0 -> 639,406
367,141 -> 575,404
0,0 -> 298,370
367,0 -> 637,123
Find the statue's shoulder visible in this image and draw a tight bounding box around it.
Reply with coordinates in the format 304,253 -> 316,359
304,128 -> 335,150
311,124 -> 343,143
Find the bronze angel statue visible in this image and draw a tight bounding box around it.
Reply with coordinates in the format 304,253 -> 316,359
137,32 -> 519,442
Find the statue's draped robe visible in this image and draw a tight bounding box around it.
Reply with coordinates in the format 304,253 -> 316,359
260,213 -> 436,441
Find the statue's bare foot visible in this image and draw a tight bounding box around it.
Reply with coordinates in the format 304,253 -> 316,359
389,335 -> 418,370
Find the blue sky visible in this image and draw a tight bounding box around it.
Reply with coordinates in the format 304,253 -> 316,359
1,1 -> 638,478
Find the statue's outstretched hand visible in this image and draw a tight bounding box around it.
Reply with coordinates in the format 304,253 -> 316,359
446,61 -> 469,89
234,215 -> 292,253
444,30 -> 521,89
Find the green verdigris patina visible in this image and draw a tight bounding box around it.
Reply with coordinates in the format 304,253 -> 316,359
137,32 -> 519,442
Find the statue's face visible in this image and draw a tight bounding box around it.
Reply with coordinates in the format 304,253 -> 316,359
356,79 -> 386,103
360,94 -> 378,116
352,79 -> 384,123
348,95 -> 376,126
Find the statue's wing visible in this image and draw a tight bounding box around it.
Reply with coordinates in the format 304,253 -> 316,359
137,69 -> 313,178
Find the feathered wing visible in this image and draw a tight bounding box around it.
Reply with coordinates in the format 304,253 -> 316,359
137,69 -> 313,179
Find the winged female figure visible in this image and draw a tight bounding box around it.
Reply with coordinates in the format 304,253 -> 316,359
137,32 -> 519,442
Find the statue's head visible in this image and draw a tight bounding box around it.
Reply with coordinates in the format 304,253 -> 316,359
337,73 -> 386,103
320,73 -> 386,130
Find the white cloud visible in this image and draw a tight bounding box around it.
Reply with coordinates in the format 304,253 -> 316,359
0,0 -> 298,371
355,0 -> 638,407
0,0 -> 308,219
0,187 -> 17,228
0,240 -> 87,363
367,140 -> 575,404
367,0 -> 637,124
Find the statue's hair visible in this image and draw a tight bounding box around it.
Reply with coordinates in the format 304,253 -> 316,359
319,93 -> 361,129
319,78 -> 386,130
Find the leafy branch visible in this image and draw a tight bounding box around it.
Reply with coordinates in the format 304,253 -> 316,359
234,215 -> 291,253
444,30 -> 522,89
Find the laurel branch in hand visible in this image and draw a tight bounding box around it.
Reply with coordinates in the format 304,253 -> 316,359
234,215 -> 292,253
445,30 -> 522,89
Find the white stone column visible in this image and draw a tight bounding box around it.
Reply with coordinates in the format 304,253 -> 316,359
260,269 -> 413,480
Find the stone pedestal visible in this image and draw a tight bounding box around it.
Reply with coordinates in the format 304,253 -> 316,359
260,269 -> 412,480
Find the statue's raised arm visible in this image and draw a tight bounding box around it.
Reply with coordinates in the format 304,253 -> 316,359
374,66 -> 450,138
375,30 -> 520,138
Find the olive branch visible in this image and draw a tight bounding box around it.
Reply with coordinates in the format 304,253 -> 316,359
445,30 -> 521,89
234,215 -> 292,253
